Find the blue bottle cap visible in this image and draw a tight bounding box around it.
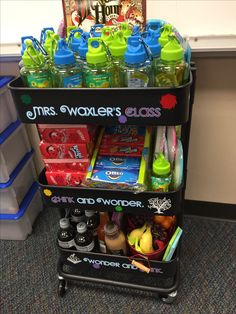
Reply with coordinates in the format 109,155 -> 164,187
40,27 -> 55,44
78,32 -> 90,59
146,19 -> 164,33
132,25 -> 141,36
90,24 -> 104,37
124,36 -> 147,64
143,29 -> 161,57
54,39 -> 75,65
68,29 -> 83,53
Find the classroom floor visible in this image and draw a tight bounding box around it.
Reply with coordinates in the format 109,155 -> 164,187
0,209 -> 236,314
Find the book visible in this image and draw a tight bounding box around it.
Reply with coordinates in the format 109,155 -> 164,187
62,0 -> 146,32
162,227 -> 183,261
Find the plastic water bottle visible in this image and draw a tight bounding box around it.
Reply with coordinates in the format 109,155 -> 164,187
155,36 -> 189,87
52,39 -> 83,88
159,24 -> 173,48
43,31 -> 59,62
20,39 -> 52,88
101,26 -> 114,47
123,36 -> 152,87
143,29 -> 161,75
58,218 -> 75,249
19,36 -> 34,69
109,31 -> 127,87
151,153 -> 171,192
74,222 -> 95,252
77,32 -> 90,68
84,38 -> 112,88
68,29 -> 83,62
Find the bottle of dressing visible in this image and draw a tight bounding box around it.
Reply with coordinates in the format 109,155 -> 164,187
104,222 -> 127,256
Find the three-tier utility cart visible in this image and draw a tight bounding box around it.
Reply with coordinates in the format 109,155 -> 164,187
9,65 -> 196,304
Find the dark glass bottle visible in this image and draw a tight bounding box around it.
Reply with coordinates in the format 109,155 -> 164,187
74,222 -> 95,252
70,208 -> 86,229
57,218 -> 75,249
85,210 -> 99,237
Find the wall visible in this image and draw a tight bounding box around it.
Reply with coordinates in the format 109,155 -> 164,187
2,57 -> 236,204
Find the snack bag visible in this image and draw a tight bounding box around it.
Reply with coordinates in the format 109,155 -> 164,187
62,0 -> 146,32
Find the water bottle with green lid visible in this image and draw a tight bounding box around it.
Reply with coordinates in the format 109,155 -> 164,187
43,31 -> 59,61
109,31 -> 127,87
20,39 -> 52,88
123,35 -> 152,87
155,36 -> 189,87
52,39 -> 83,88
84,38 -> 112,88
120,22 -> 132,41
151,153 -> 171,192
19,36 -> 34,69
159,24 -> 173,47
101,26 -> 114,47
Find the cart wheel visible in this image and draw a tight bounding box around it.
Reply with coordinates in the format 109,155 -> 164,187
57,279 -> 67,297
160,290 -> 177,304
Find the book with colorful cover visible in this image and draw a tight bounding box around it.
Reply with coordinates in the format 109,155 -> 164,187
163,226 -> 183,261
62,0 -> 146,32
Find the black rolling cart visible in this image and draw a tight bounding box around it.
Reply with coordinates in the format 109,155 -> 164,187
9,64 -> 196,304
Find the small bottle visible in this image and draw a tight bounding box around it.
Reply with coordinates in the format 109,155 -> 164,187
84,38 -> 112,88
97,212 -> 110,253
19,36 -> 34,69
20,40 -> 52,88
74,222 -> 95,252
43,31 -> 59,64
104,222 -> 127,256
144,29 -> 161,69
155,36 -> 189,87
68,29 -> 83,63
158,24 -> 173,48
109,31 -> 126,87
52,39 -> 83,88
85,210 -> 99,237
151,153 -> 171,192
57,218 -> 75,249
123,36 -> 152,88
70,208 -> 86,229
77,32 -> 90,68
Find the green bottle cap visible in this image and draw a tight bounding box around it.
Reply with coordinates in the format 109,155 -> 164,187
121,22 -> 132,40
159,24 -> 173,47
101,27 -> 114,46
43,30 -> 54,54
22,40 -> 45,67
161,36 -> 184,62
109,31 -> 127,57
86,38 -> 108,64
153,153 -> 170,176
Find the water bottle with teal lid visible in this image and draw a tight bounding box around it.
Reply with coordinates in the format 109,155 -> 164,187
68,29 -> 83,62
109,31 -> 127,87
20,39 -> 52,88
155,36 -> 189,87
159,24 -> 173,47
123,36 -> 152,88
146,19 -> 164,33
52,39 -> 83,88
77,32 -> 90,68
84,38 -> 112,88
143,29 -> 161,69
91,24 -> 104,37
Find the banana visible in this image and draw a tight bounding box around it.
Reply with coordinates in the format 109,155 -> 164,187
139,226 -> 154,254
128,224 -> 146,246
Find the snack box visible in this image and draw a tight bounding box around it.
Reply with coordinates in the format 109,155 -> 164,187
0,76 -> 17,133
39,141 -> 94,159
37,124 -> 98,143
91,168 -> 139,186
95,156 -> 141,170
104,126 -> 146,136
99,145 -> 143,157
0,183 -> 43,240
46,170 -> 86,187
101,134 -> 144,147
43,158 -> 90,172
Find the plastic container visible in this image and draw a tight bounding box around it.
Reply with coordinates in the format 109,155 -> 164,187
0,183 -> 43,240
0,151 -> 37,214
0,76 -> 17,133
0,120 -> 31,183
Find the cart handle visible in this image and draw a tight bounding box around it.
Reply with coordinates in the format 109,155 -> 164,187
129,254 -> 151,274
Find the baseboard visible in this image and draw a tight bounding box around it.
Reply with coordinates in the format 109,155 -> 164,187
184,200 -> 236,221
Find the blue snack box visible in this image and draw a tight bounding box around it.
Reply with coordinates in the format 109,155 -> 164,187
95,156 -> 141,170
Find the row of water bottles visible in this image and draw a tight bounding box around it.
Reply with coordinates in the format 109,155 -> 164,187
20,21 -> 190,89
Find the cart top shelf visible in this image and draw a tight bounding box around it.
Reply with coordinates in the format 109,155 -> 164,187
9,73 -> 192,126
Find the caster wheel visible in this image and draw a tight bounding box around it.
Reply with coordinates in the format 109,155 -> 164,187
57,279 -> 67,297
160,290 -> 177,304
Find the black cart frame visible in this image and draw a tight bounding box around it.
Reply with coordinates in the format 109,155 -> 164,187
9,65 -> 196,303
